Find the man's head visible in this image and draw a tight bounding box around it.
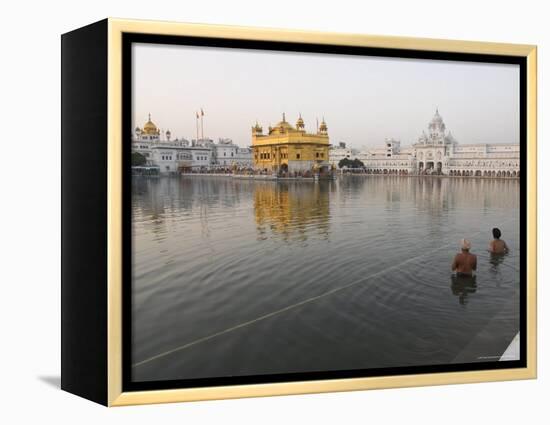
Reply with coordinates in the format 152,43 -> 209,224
492,227 -> 502,239
460,238 -> 471,252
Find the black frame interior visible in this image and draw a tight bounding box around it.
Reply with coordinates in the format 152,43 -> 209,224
122,33 -> 528,392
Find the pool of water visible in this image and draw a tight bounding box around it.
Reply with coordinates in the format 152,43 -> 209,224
131,176 -> 520,382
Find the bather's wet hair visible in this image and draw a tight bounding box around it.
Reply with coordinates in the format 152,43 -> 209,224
492,227 -> 502,239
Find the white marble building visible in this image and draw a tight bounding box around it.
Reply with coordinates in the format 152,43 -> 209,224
359,138 -> 417,174
213,138 -> 239,167
362,110 -> 520,177
329,142 -> 359,167
234,147 -> 253,168
132,115 -> 251,173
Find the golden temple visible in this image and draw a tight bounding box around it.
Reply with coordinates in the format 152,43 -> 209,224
251,113 -> 330,174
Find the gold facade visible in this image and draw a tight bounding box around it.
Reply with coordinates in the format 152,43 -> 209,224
252,113 -> 330,173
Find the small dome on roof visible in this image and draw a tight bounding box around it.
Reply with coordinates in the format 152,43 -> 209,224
296,113 -> 305,129
276,120 -> 295,129
319,117 -> 328,132
252,121 -> 263,133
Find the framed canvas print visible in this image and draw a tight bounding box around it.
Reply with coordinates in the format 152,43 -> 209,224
61,18 -> 537,406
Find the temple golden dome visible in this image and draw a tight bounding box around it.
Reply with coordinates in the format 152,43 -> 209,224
274,112 -> 295,131
276,120 -> 295,130
142,113 -> 159,135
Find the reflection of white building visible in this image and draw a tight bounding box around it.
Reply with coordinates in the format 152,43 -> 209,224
362,110 -> 520,178
132,115 -> 251,173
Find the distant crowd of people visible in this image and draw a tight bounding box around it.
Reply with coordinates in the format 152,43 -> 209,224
451,228 -> 509,277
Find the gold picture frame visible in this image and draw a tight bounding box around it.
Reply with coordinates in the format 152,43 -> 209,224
61,17 -> 537,407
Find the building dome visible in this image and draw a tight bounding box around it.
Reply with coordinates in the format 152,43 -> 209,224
429,108 -> 444,125
296,113 -> 305,129
142,113 -> 159,135
276,120 -> 295,130
319,117 -> 328,133
268,113 -> 295,133
274,112 -> 295,131
428,109 -> 446,134
444,130 -> 456,144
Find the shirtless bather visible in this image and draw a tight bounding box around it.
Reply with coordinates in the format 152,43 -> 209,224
451,239 -> 477,276
488,227 -> 509,254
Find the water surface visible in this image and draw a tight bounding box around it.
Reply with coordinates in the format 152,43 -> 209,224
131,176 -> 520,382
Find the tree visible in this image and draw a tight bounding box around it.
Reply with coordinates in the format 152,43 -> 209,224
338,158 -> 351,168
351,158 -> 365,168
338,157 -> 364,169
132,152 -> 147,166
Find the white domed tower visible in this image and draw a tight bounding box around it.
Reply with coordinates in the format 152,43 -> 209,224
413,109 -> 454,175
428,109 -> 446,144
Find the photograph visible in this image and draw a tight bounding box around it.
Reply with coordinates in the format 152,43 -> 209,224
4,0 -> 545,420
128,40 -> 523,386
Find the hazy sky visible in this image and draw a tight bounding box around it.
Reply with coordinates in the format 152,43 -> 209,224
133,43 -> 519,149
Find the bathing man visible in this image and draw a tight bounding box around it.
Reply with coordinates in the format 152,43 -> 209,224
451,239 -> 477,276
488,227 -> 509,254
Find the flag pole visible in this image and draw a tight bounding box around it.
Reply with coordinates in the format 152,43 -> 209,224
195,111 -> 199,145
200,108 -> 204,141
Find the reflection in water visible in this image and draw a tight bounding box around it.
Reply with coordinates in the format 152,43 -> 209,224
254,182 -> 331,242
487,252 -> 511,289
490,252 -> 507,269
131,176 -> 521,383
451,274 -> 478,306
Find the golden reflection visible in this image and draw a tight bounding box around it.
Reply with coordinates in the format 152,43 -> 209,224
254,181 -> 331,241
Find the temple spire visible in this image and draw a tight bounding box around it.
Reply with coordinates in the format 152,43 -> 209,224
296,113 -> 305,130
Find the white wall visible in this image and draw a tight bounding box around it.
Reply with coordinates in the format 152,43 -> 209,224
1,1 -> 546,424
